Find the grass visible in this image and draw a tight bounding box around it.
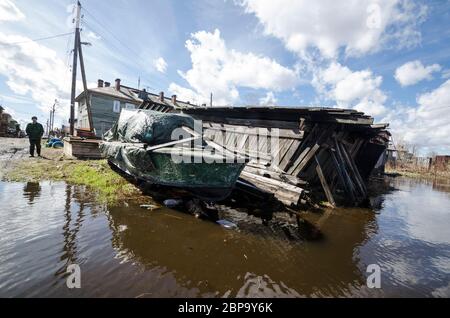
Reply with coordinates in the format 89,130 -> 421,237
4,155 -> 144,204
385,166 -> 450,180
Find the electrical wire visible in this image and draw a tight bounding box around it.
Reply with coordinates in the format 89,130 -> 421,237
80,5 -> 163,91
81,20 -> 159,91
0,32 -> 74,46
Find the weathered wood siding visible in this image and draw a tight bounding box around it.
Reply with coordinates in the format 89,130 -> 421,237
78,94 -> 139,137
181,107 -> 390,207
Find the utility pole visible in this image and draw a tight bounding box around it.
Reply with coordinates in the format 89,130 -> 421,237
69,1 -> 81,136
48,110 -> 51,133
210,92 -> 213,107
50,99 -> 57,135
78,40 -> 94,132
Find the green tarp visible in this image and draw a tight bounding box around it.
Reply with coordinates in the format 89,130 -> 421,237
104,109 -> 194,145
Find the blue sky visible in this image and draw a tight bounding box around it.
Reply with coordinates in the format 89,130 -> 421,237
0,0 -> 449,154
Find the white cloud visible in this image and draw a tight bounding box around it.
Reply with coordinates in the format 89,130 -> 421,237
313,62 -> 387,116
0,32 -> 73,122
170,29 -> 298,105
0,93 -> 34,105
168,83 -> 203,105
241,0 -> 427,58
443,69 -> 450,79
0,0 -> 25,22
259,91 -> 277,106
153,57 -> 167,73
395,60 -> 441,86
382,80 -> 450,153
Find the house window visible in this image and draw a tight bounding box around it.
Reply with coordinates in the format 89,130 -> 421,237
125,103 -> 136,110
113,100 -> 121,113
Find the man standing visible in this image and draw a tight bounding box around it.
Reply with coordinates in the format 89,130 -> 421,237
26,116 -> 44,157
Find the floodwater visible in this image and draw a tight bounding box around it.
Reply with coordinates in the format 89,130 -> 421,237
0,177 -> 449,298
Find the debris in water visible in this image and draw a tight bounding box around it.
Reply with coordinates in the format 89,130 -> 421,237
186,198 -> 209,219
163,199 -> 183,208
140,204 -> 160,211
217,219 -> 237,230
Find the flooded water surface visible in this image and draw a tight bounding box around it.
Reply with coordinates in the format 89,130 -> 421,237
0,177 -> 449,297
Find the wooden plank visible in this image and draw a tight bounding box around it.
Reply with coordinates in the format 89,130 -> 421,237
340,141 -> 367,196
291,124 -> 337,177
240,171 -> 305,206
284,124 -> 319,173
333,138 -> 357,203
146,136 -> 201,152
243,165 -> 307,186
277,139 -> 296,170
292,143 -> 321,176
241,171 -> 304,194
329,149 -> 351,200
223,117 -> 300,129
314,155 -> 335,207
201,125 -> 304,140
286,145 -> 310,175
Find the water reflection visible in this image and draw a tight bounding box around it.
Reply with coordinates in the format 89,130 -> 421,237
23,182 -> 41,205
105,201 -> 375,297
54,184 -> 85,280
0,176 -> 448,297
357,177 -> 450,297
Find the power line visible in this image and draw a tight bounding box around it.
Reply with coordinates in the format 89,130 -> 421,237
80,5 -> 164,91
0,32 -> 74,46
81,20 -> 159,91
81,6 -> 145,64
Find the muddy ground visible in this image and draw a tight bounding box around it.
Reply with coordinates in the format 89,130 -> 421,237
0,138 -> 33,179
0,137 -> 65,178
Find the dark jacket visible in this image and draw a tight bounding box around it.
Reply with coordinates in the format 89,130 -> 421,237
26,123 -> 44,140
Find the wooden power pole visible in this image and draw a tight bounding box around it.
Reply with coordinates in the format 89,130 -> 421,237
50,100 -> 56,134
69,1 -> 94,136
69,1 -> 81,136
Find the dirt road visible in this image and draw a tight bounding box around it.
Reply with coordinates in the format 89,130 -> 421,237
0,138 -> 30,179
0,137 -> 64,180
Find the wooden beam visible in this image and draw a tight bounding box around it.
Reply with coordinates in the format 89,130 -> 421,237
290,125 -> 336,176
314,155 -> 335,207
284,124 -> 319,173
292,143 -> 321,176
203,125 -> 304,140
146,136 -> 201,152
333,138 -> 357,203
243,165 -> 307,187
340,141 -> 367,196
240,171 -> 305,206
78,39 -> 94,133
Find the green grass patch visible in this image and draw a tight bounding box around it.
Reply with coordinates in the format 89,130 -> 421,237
4,159 -> 143,204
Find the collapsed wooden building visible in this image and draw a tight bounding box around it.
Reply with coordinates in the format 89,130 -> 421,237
139,98 -> 390,208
